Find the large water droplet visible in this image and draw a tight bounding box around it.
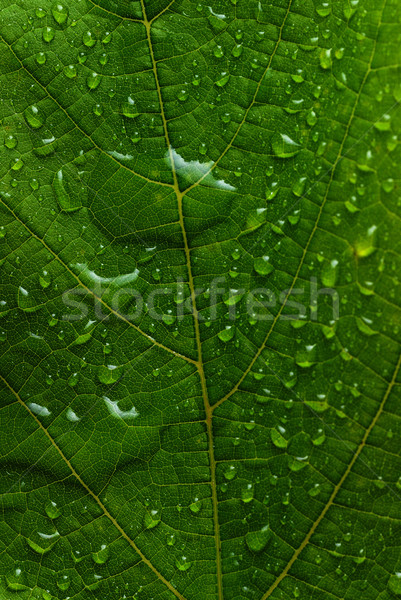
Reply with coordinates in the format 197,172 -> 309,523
272,133 -> 300,158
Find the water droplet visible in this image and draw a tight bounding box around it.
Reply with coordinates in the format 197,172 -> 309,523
122,96 -> 139,118
189,498 -> 202,513
53,169 -> 82,212
321,259 -> 339,286
43,26 -> 55,42
166,533 -> 176,545
177,88 -> 188,102
5,134 -> 17,149
215,72 -> 230,87
319,48 -> 332,69
24,105 -> 43,129
214,45 -> 224,58
39,269 -> 51,288
241,483 -> 254,503
232,44 -> 243,57
102,31 -> 112,44
382,178 -> 394,193
99,52 -> 108,65
176,556 -> 192,571
64,64 -> 77,78
92,544 -> 110,564
57,574 -> 71,591
292,176 -> 307,197
272,132 -> 300,158
224,464 -> 237,480
218,326 -> 235,342
45,500 -> 62,519
52,3 -> 68,24
316,3 -> 331,16
87,72 -> 101,90
6,568 -> 29,591
93,103 -> 103,116
271,428 -> 287,448
68,372 -> 79,387
254,256 -> 274,276
98,364 -> 124,384
36,7 -> 46,18
83,31 -> 96,47
295,344 -> 316,368
245,525 -> 271,552
389,573 -> 401,595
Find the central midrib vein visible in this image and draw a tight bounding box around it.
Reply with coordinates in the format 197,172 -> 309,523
140,3 -> 224,599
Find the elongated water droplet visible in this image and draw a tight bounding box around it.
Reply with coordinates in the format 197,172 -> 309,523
271,428 -> 287,448
24,105 -> 43,129
54,169 -> 82,212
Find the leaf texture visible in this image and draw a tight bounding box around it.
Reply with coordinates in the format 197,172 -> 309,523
1,1 -> 401,599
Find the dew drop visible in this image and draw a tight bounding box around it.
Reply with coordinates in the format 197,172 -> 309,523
5,134 -> 17,149
254,256 -> 274,276
87,72 -> 101,90
176,555 -> 192,571
52,3 -> 68,24
389,573 -> 401,595
83,31 -> 96,47
272,132 -> 300,158
39,269 -> 51,288
241,483 -> 254,503
64,64 -> 77,78
189,498 -> 202,513
218,326 -> 235,342
92,544 -> 110,564
45,500 -> 61,519
43,26 -> 55,42
245,525 -> 271,552
24,105 -> 43,129
97,364 -> 124,384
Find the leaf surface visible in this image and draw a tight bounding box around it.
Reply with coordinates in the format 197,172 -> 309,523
1,1 -> 401,599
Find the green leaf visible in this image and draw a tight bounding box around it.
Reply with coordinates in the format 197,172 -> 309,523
0,1 -> 401,599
